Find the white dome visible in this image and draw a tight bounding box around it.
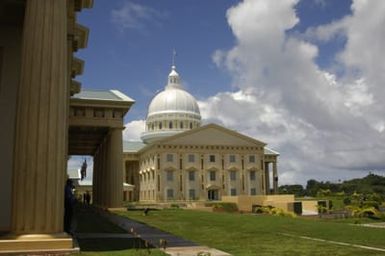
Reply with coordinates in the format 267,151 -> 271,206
141,65 -> 201,143
148,88 -> 200,117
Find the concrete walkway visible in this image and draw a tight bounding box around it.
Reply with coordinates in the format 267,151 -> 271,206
99,210 -> 231,256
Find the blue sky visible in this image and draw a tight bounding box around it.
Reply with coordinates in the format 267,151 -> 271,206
72,0 -> 385,185
76,0 -> 351,122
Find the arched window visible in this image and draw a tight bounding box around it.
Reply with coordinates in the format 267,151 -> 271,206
169,121 -> 173,129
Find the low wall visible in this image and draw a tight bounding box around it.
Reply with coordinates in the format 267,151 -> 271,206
301,200 -> 318,213
222,194 -> 295,212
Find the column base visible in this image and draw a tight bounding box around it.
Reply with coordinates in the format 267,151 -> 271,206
0,233 -> 78,255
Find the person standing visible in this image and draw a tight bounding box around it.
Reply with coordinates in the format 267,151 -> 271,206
64,179 -> 75,234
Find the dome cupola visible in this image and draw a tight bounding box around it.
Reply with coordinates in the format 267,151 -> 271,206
141,64 -> 201,144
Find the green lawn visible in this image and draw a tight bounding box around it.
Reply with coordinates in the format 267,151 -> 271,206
115,209 -> 385,256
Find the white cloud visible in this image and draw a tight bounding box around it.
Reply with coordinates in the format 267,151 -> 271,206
204,0 -> 385,184
123,119 -> 145,141
111,1 -> 165,31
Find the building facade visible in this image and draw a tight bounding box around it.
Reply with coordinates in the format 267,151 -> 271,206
124,65 -> 279,202
0,1 -> 134,253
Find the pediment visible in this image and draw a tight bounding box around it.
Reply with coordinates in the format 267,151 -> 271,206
157,123 -> 266,147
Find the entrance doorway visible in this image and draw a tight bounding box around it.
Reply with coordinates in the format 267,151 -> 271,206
208,189 -> 219,201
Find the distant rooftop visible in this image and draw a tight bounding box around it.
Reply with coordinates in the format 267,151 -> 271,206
123,140 -> 146,153
264,147 -> 280,156
72,89 -> 134,102
67,168 -> 80,180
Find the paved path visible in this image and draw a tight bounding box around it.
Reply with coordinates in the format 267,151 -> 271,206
280,232 -> 385,252
357,222 -> 385,229
100,210 -> 231,256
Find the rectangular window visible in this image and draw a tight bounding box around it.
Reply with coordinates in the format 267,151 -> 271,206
209,155 -> 215,162
229,155 -> 236,163
249,155 -> 256,163
167,189 -> 174,199
188,154 -> 195,162
189,189 -> 195,200
166,154 -> 173,162
230,170 -> 236,181
250,171 -> 256,181
231,188 -> 237,196
188,171 -> 195,181
167,171 -> 173,181
210,171 -> 216,181
250,188 -> 257,195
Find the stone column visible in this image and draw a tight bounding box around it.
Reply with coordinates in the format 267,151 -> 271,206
11,0 -> 68,234
104,128 -> 123,208
92,150 -> 100,206
100,140 -> 108,207
273,162 -> 278,194
264,162 -> 270,195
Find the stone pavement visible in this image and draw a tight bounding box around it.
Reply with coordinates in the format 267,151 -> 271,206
100,210 -> 231,256
357,222 -> 385,229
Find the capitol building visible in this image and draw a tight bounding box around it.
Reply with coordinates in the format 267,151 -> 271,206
123,65 -> 279,202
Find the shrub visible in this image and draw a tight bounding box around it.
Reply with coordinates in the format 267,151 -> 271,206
343,197 -> 351,205
363,200 -> 380,209
211,202 -> 238,212
254,205 -> 295,218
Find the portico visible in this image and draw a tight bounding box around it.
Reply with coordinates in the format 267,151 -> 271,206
69,90 -> 134,208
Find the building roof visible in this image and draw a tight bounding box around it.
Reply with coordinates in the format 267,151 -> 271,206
72,89 -> 134,102
67,168 -> 81,180
123,140 -> 147,153
264,147 -> 280,156
139,123 -> 267,154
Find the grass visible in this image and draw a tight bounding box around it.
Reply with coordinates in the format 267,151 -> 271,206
115,209 -> 385,256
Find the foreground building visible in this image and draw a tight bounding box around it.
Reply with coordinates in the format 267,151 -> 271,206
0,1 -> 134,253
124,65 -> 280,202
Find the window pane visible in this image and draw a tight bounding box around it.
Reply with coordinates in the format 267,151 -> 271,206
167,154 -> 173,162
210,171 -> 216,181
188,154 -> 195,162
250,171 -> 256,180
229,155 -> 236,163
249,155 -> 255,163
250,188 -> 256,195
230,171 -> 236,180
167,171 -> 173,181
231,188 -> 236,196
209,155 -> 215,162
189,189 -> 195,200
167,189 -> 173,199
189,171 -> 195,181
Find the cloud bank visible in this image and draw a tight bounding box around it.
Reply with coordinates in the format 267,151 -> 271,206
123,0 -> 385,184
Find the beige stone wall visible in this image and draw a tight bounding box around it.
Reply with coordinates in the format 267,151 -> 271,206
300,200 -> 318,213
0,24 -> 22,231
222,194 -> 295,212
136,145 -> 266,202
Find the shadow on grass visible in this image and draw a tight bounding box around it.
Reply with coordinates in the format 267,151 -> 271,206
78,237 -> 154,252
